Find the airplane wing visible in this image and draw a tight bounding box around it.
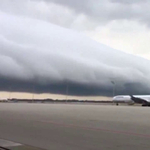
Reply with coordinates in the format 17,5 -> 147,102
130,95 -> 150,104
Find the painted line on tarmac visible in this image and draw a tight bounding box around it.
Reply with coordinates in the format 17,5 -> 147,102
0,139 -> 22,147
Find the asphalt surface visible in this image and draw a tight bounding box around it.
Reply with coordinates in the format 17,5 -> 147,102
0,103 -> 150,150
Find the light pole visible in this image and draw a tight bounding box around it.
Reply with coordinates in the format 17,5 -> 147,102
111,81 -> 116,97
66,82 -> 69,102
9,86 -> 12,100
32,85 -> 35,103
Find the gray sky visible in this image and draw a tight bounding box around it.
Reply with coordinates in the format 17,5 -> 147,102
1,0 -> 150,58
0,0 -> 150,96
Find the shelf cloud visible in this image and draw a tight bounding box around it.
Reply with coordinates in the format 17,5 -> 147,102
0,10 -> 150,96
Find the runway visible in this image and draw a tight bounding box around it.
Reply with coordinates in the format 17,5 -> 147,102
0,103 -> 150,150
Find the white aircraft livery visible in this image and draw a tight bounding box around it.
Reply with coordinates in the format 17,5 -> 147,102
112,95 -> 150,106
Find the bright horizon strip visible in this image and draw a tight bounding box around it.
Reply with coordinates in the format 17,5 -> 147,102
0,92 -> 111,101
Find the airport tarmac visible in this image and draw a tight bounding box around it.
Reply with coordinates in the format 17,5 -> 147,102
0,103 -> 150,150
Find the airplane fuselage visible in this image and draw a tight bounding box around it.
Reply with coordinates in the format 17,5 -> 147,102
113,95 -> 150,106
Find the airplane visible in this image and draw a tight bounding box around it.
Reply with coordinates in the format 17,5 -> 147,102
112,95 -> 150,106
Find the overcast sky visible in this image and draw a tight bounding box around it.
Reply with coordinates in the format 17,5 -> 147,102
1,0 -> 150,58
0,0 -> 150,97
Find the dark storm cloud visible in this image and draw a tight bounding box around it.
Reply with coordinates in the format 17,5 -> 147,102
0,10 -> 150,96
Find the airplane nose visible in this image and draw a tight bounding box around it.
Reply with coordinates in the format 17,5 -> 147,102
112,97 -> 116,101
